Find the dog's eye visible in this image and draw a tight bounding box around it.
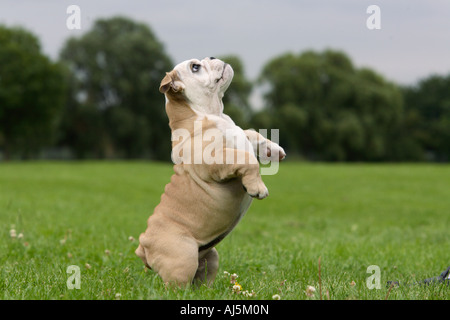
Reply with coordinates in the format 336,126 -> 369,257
191,64 -> 201,73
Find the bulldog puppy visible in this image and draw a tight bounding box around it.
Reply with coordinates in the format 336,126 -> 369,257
136,57 -> 285,287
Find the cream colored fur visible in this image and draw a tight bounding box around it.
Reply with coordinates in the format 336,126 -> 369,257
135,57 -> 285,286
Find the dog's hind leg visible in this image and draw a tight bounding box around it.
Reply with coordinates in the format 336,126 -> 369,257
145,235 -> 199,288
194,248 -> 219,286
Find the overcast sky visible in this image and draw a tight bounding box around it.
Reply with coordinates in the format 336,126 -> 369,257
1,0 -> 449,89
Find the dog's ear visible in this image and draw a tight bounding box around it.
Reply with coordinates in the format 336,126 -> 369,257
159,70 -> 185,94
159,72 -> 173,93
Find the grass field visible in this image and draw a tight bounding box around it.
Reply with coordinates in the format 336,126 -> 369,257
0,161 -> 448,300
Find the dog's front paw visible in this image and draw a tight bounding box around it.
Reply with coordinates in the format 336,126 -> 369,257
243,180 -> 269,200
259,141 -> 286,162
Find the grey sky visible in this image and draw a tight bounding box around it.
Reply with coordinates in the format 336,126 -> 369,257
1,0 -> 449,88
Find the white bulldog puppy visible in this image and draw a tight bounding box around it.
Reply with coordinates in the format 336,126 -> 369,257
136,57 -> 285,286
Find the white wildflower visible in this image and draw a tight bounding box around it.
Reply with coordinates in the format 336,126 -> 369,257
242,290 -> 256,298
230,273 -> 238,284
305,285 -> 316,297
232,282 -> 242,294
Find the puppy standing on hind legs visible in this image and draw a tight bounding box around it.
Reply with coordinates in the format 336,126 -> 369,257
135,57 -> 285,287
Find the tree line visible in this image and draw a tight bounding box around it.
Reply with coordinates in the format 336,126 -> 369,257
0,17 -> 449,162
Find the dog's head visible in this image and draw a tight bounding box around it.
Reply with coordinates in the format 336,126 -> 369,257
159,57 -> 234,114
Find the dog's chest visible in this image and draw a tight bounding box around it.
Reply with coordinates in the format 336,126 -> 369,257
203,114 -> 255,155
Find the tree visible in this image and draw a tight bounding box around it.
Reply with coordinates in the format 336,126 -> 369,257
219,55 -> 253,128
403,74 -> 450,161
257,49 -> 406,161
0,25 -> 66,159
58,17 -> 173,159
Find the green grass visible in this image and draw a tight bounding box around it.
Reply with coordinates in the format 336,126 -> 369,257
0,161 -> 448,300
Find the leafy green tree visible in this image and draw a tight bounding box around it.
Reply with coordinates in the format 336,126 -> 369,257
257,49 -> 406,161
403,74 -> 450,161
219,55 -> 253,128
58,17 -> 173,159
0,25 -> 66,159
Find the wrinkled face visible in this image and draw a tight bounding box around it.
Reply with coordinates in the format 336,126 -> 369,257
172,57 -> 234,107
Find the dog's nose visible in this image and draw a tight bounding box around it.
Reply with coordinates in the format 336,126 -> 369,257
209,57 -> 216,60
